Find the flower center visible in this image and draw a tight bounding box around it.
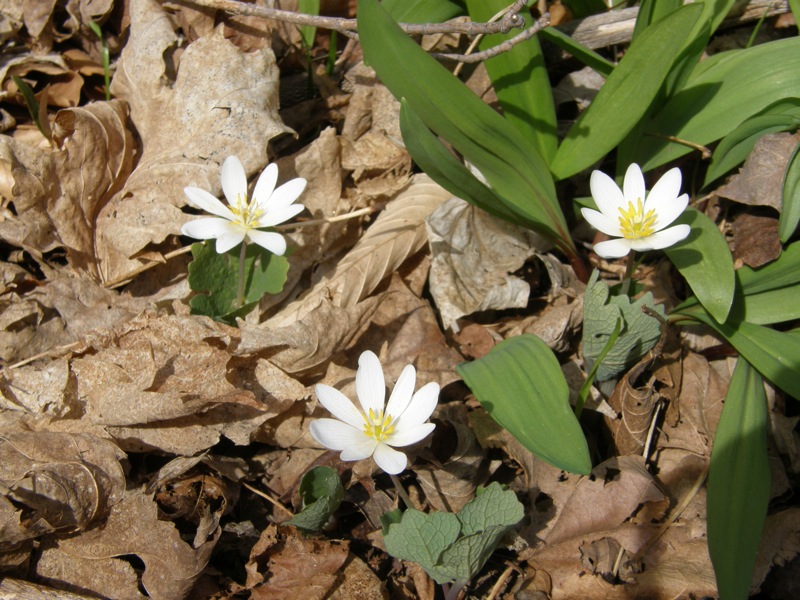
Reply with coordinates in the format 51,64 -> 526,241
618,198 -> 657,240
364,408 -> 396,442
229,193 -> 264,229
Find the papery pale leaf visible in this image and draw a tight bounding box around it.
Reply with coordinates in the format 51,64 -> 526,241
708,358 -> 769,600
457,335 -> 591,474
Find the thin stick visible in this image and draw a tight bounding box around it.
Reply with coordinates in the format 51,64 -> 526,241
242,481 -> 294,517
1,341 -> 82,372
389,474 -> 414,510
236,239 -> 247,308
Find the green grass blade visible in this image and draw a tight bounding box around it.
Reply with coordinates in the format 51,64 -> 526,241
358,0 -> 574,255
550,3 -> 704,180
466,0 -> 557,163
708,358 -> 770,600
457,335 -> 592,475
382,0 -> 464,23
298,0 -> 320,49
538,27 -> 614,78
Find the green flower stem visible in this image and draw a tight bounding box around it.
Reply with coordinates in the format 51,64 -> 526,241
237,240 -> 247,308
389,474 -> 413,510
621,250 -> 637,296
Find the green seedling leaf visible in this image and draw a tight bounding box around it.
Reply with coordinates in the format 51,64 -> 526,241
288,466 -> 343,531
466,0 -> 557,163
632,0 -> 682,41
638,37 -> 800,171
780,142 -> 800,243
457,335 -> 591,474
382,0 -> 464,23
88,21 -> 111,101
11,75 -> 50,139
550,3 -> 703,180
382,483 -> 523,585
704,100 -> 800,188
298,0 -> 320,49
582,270 -> 665,383
187,242 -> 289,324
708,358 -> 770,600
538,28 -> 614,78
664,208 -> 735,324
358,0 -> 575,257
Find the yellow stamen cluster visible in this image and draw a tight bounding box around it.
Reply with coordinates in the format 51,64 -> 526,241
364,408 -> 396,442
229,193 -> 264,228
618,198 -> 657,240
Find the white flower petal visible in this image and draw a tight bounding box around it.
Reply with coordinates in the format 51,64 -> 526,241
581,207 -> 622,238
340,438 -> 379,462
651,193 -> 689,231
310,418 -> 368,451
590,169 -> 625,215
266,178 -> 307,211
633,224 -> 691,251
257,204 -> 305,228
315,384 -> 364,429
646,167 -> 682,210
623,163 -> 646,205
372,443 -> 408,474
252,163 -> 278,207
181,216 -> 233,241
387,422 -> 435,448
246,229 -> 287,256
394,381 -> 439,431
184,187 -> 236,220
215,228 -> 246,254
221,156 -> 248,206
356,351 -> 386,416
385,365 -> 416,418
593,238 -> 633,258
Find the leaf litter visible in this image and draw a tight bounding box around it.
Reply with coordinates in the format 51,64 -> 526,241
0,1 -> 798,599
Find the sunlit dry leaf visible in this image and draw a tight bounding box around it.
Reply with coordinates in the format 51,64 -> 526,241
101,0 -> 291,283
328,553 -> 388,600
426,197 -> 550,330
245,523 -> 349,599
37,488 -> 219,600
717,132 -> 800,213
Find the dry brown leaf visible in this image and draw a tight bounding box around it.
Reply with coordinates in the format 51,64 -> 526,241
426,197 -> 550,330
245,523 -> 349,599
0,430 -> 125,546
36,488 -> 219,600
717,131 -> 800,212
732,211 -> 782,268
99,0 -> 291,282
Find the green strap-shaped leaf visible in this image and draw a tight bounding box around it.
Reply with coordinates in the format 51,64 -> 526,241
780,143 -> 800,243
457,335 -> 591,474
357,0 -> 575,257
550,3 -> 703,180
664,208 -> 735,324
638,37 -> 800,171
466,0 -> 557,163
538,28 -> 614,78
382,0 -> 464,23
707,358 -> 770,600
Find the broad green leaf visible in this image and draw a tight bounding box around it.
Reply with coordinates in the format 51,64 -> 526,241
736,241 -> 800,294
382,483 -> 523,585
582,271 -> 665,382
538,28 -> 614,78
632,0 -> 682,41
358,0 -> 575,256
780,142 -> 800,243
457,335 -> 591,474
466,0 -> 556,163
708,358 -> 770,600
704,100 -> 800,188
676,304 -> 800,400
399,102 -> 518,224
298,0 -> 320,49
288,466 -> 343,531
188,242 -> 289,324
664,208 -> 735,323
639,37 -> 800,171
551,3 -> 703,180
562,0 -> 606,18
791,0 -> 800,21
382,0 -> 464,23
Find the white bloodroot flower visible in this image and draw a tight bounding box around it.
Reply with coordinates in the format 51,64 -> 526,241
181,155 -> 306,255
581,163 -> 691,258
310,350 -> 439,475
